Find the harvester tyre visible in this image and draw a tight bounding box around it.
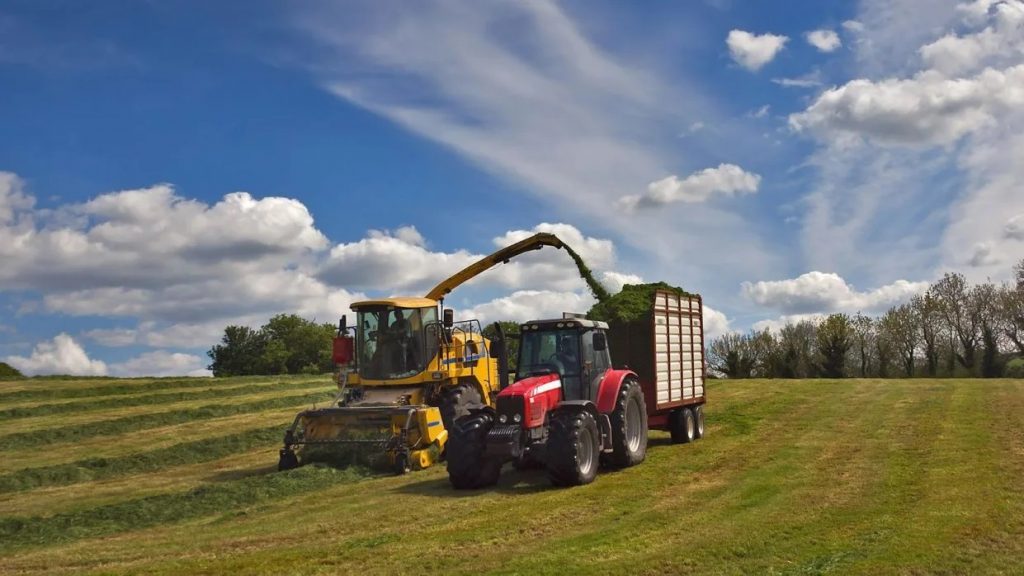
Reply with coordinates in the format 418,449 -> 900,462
440,384 -> 482,432
447,413 -> 501,489
670,407 -> 696,444
604,379 -> 648,468
278,449 -> 299,472
546,409 -> 600,487
694,405 -> 705,439
393,452 -> 411,475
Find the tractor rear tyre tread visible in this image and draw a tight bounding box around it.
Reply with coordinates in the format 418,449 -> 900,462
546,409 -> 600,487
447,413 -> 502,489
604,379 -> 648,469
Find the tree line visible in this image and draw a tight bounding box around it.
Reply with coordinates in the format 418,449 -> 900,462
708,260 -> 1024,379
207,314 -> 337,377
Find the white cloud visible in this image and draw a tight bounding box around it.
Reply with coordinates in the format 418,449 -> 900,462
967,242 -> 1000,266
5,333 -> 108,376
619,164 -> 761,211
790,66 -> 1024,146
807,29 -> 842,52
919,0 -> 1024,76
459,290 -> 595,325
109,351 -> 212,378
0,172 -> 35,225
702,305 -> 730,340
727,30 -> 788,71
1006,214 -> 1024,240
752,313 -> 827,334
742,271 -> 929,315
772,70 -> 824,88
749,105 -> 771,118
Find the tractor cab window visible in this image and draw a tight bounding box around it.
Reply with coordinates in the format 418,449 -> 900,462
581,329 -> 611,401
356,306 -> 438,380
519,326 -> 584,400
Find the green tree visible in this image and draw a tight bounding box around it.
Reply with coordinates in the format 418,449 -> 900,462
708,332 -> 757,379
0,362 -> 24,379
482,321 -> 520,369
816,313 -> 853,378
207,326 -> 267,377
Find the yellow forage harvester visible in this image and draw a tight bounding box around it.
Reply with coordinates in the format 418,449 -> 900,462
279,232 -> 582,474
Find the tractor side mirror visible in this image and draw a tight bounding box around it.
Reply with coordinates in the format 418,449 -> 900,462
443,308 -> 454,328
338,314 -> 347,335
593,332 -> 607,352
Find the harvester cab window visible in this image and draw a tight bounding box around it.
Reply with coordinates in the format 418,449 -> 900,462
357,306 -> 438,380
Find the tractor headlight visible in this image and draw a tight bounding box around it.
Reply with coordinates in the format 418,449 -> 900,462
499,414 -> 507,423
513,413 -> 522,423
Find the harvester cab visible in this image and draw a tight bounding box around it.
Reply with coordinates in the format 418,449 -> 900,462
278,232 -> 570,475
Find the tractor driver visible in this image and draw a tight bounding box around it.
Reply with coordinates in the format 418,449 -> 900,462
555,333 -> 579,371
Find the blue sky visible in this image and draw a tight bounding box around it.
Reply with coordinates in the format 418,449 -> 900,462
3,0 -> 1023,376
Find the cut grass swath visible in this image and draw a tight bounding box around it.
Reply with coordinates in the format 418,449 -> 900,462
0,425 -> 284,493
0,390 -> 335,450
0,381 -> 324,421
0,465 -> 370,552
0,376 -> 323,404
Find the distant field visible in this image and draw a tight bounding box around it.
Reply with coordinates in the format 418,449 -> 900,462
1,376 -> 1022,575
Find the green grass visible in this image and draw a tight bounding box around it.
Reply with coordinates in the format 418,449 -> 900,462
0,377 -> 1022,575
0,390 -> 334,450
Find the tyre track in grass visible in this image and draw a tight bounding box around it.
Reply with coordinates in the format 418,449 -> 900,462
0,390 -> 334,451
0,380 -> 329,421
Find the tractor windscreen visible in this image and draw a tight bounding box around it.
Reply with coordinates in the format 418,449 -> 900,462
519,327 -> 583,399
356,306 -> 438,380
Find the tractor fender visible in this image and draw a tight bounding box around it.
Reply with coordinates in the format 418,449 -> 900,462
553,400 -> 612,452
595,369 -> 639,414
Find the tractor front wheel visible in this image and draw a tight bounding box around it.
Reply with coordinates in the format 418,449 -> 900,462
447,412 -> 502,489
546,409 -> 600,487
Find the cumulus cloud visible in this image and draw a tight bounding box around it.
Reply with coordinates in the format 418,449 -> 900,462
5,334 -> 108,376
742,271 -> 929,315
751,313 -> 827,334
919,0 -> 1024,76
701,305 -> 730,340
806,29 -> 842,52
790,66 -> 1024,146
109,351 -> 212,378
727,30 -> 788,71
967,242 -> 1000,266
459,290 -> 595,325
1006,214 -> 1024,239
619,164 -> 761,211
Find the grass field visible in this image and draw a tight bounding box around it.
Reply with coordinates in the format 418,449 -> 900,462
1,376 -> 1022,575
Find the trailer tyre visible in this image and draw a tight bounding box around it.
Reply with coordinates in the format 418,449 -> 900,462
447,413 -> 502,489
693,405 -> 705,440
605,379 -> 648,468
670,407 -> 696,444
546,409 -> 600,487
440,384 -> 482,432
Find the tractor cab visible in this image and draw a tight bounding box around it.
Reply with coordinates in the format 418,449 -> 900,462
517,316 -> 611,401
351,298 -> 440,381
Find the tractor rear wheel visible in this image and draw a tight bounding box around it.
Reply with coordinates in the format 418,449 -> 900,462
447,412 -> 502,489
440,384 -> 482,432
605,379 -> 648,468
670,407 -> 696,444
546,409 -> 600,487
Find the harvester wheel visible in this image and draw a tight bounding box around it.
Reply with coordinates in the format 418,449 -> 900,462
546,409 -> 600,487
447,413 -> 501,489
278,449 -> 299,472
693,405 -> 705,439
440,384 -> 482,432
393,452 -> 411,475
604,379 -> 648,468
670,407 -> 696,444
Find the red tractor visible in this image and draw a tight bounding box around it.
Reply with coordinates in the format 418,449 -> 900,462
447,290 -> 707,488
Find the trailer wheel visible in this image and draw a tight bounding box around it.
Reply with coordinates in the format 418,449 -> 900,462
670,407 -> 696,444
278,448 -> 299,471
447,413 -> 501,489
546,409 -> 600,487
605,379 -> 648,468
693,405 -> 705,440
440,384 -> 482,432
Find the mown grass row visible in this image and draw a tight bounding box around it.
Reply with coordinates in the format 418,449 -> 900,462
0,465 -> 370,553
0,376 -> 318,404
0,426 -> 285,494
0,381 -> 326,421
0,390 -> 334,450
